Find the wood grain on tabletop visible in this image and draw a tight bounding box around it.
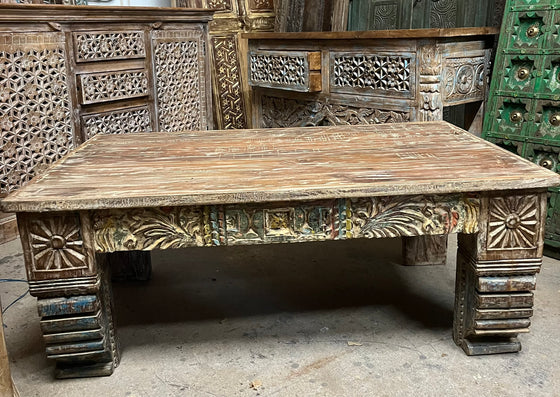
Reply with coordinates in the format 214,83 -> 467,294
2,122 -> 560,212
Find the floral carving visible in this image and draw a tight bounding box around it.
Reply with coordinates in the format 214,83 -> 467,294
29,216 -> 87,271
261,96 -> 409,128
443,57 -> 487,104
93,207 -> 204,252
351,196 -> 479,239
487,195 -> 539,250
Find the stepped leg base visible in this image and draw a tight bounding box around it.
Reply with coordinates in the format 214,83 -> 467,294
457,337 -> 521,356
55,361 -> 115,379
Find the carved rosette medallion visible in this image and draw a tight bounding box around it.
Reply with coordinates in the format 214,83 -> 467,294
487,195 -> 539,250
28,215 -> 88,272
443,56 -> 487,104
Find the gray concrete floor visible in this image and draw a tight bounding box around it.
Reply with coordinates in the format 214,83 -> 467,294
0,236 -> 559,397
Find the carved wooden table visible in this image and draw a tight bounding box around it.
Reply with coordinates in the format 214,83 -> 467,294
1,122 -> 559,378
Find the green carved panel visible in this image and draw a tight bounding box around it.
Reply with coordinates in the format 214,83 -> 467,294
483,0 -> 560,251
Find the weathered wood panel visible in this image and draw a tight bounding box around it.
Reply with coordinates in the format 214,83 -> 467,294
2,122 -> 559,212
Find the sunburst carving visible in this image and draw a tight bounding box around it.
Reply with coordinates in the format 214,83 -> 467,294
487,196 -> 539,250
29,216 -> 87,271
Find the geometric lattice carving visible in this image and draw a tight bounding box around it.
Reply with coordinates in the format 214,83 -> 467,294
153,30 -> 205,132
74,31 -> 146,62
250,52 -> 307,88
211,36 -> 247,129
331,53 -> 411,92
0,33 -> 74,194
78,70 -> 149,105
28,214 -> 87,272
82,107 -> 152,140
443,56 -> 487,104
261,96 -> 409,128
487,195 -> 539,250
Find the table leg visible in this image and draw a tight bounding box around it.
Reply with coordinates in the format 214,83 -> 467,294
36,257 -> 119,378
17,212 -> 120,377
453,193 -> 545,355
402,235 -> 448,265
108,251 -> 152,282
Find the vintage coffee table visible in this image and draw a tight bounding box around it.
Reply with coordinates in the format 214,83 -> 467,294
2,121 -> 559,378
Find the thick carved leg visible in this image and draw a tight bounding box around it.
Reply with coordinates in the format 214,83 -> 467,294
402,235 -> 448,265
108,251 -> 152,282
38,261 -> 120,378
17,212 -> 120,377
453,193 -> 546,355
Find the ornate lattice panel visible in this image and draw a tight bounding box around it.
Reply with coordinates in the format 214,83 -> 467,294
78,70 -> 149,105
81,107 -> 152,140
73,31 -> 146,62
211,35 -> 247,129
250,0 -> 273,10
249,51 -> 309,91
330,52 -> 412,96
0,33 -> 74,194
152,29 -> 207,132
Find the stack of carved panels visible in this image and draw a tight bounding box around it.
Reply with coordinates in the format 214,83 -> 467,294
482,0 -> 560,251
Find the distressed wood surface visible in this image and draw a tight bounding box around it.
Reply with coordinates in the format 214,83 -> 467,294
2,122 -> 560,212
242,27 -> 499,40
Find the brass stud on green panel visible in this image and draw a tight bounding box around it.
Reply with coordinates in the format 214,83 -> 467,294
517,67 -> 530,80
510,111 -> 523,123
550,113 -> 560,126
527,25 -> 539,38
539,158 -> 554,169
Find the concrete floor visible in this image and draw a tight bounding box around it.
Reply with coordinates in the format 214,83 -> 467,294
0,235 -> 559,397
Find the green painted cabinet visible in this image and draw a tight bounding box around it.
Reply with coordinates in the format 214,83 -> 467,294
482,0 -> 560,251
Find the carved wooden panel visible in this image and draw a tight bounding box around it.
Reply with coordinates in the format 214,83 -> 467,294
92,194 -> 480,252
78,70 -> 149,105
442,55 -> 488,105
81,107 -> 152,140
17,212 -> 97,281
260,95 -> 410,128
73,31 -> 146,63
208,0 -> 232,10
430,0 -> 458,28
486,195 -> 540,251
0,33 -> 74,195
249,50 -> 321,92
418,45 -> 443,121
152,29 -> 207,132
330,52 -> 412,97
211,35 -> 247,129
